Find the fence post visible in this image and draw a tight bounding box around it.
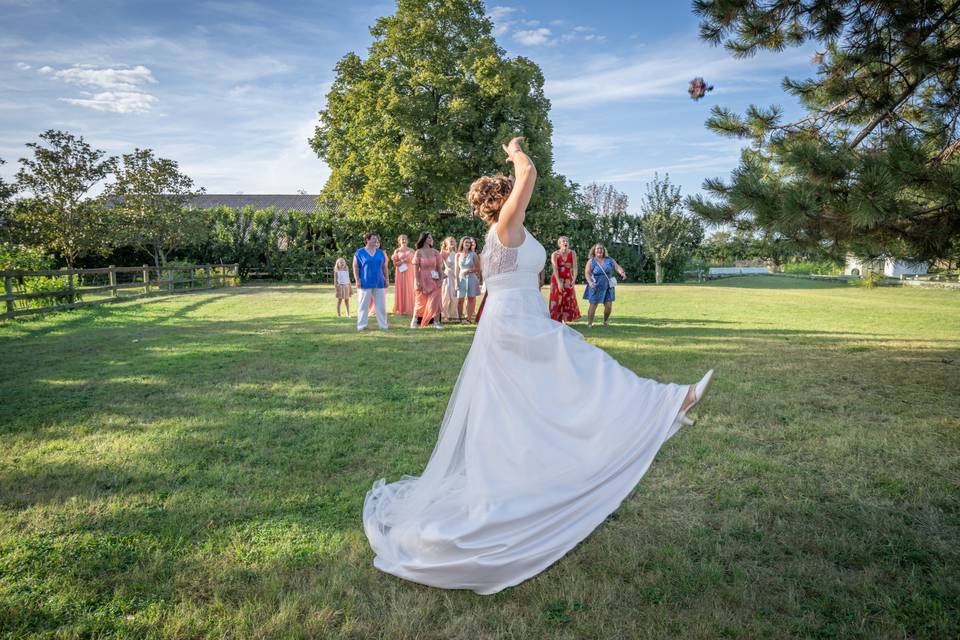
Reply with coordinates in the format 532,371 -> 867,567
66,270 -> 75,305
232,263 -> 239,286
205,265 -> 211,289
143,264 -> 150,294
4,275 -> 12,316
189,266 -> 195,290
109,265 -> 117,297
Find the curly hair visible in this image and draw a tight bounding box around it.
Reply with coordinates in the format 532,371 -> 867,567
468,174 -> 514,224
589,243 -> 608,259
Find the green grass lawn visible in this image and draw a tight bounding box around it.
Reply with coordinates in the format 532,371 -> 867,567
1,278 -> 958,639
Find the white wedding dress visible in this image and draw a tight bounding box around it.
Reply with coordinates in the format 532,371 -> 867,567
363,224 -> 690,594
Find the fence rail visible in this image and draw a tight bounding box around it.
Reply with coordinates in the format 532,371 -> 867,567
1,263 -> 240,320
244,266 -> 337,283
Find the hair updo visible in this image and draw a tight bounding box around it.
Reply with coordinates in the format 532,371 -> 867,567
468,174 -> 514,224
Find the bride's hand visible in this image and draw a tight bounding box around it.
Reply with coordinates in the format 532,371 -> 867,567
502,136 -> 524,162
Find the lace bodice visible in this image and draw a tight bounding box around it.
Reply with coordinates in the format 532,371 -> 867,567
481,224 -> 546,280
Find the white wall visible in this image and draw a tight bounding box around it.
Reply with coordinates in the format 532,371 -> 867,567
885,259 -> 928,277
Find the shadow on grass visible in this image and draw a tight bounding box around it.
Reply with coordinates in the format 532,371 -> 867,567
1,285 -> 958,638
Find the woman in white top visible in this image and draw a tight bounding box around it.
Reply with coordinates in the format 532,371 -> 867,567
334,257 -> 351,317
363,138 -> 715,595
439,236 -> 460,323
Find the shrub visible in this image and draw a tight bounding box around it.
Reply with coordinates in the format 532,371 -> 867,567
780,260 -> 844,275
854,272 -> 887,288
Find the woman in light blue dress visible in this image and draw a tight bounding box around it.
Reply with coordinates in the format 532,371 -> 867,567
456,236 -> 482,322
582,243 -> 626,327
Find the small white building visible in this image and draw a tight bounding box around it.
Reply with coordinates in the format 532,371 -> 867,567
844,255 -> 928,277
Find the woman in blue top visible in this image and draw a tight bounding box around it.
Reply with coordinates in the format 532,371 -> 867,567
582,243 -> 626,327
353,232 -> 390,331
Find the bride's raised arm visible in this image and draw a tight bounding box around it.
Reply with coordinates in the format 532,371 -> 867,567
496,137 -> 537,246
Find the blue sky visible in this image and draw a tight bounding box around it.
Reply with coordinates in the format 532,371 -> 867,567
1,0 -> 817,212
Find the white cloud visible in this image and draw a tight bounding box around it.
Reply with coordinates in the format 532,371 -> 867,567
49,64 -> 156,90
595,154 -> 743,183
16,61 -> 31,70
488,6 -> 517,21
38,63 -> 159,114
182,116 -> 330,193
559,25 -> 607,44
546,42 -> 808,108
488,5 -> 518,37
513,28 -> 553,46
60,91 -> 159,114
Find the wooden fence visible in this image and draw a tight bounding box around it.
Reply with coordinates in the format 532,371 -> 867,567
244,266 -> 336,283
1,263 -> 240,320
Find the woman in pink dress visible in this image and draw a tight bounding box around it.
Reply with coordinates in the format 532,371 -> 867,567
391,235 -> 415,316
411,231 -> 444,329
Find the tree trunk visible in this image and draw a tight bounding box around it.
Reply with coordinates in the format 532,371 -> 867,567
655,256 -> 663,285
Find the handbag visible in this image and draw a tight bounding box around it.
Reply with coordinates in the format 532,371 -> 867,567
595,258 -> 616,288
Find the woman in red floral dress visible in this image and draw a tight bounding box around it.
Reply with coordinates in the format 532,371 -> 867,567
548,236 -> 581,323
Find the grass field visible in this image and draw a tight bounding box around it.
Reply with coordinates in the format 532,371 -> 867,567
1,278 -> 958,639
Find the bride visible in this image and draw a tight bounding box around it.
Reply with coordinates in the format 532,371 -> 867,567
363,137 -> 714,595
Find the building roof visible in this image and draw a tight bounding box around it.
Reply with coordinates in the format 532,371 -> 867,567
184,194 -> 321,212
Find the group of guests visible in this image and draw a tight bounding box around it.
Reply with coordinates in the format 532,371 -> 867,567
334,232 -> 627,331
334,232 -> 483,331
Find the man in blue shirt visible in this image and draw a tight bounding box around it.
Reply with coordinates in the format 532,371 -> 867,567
353,232 -> 390,331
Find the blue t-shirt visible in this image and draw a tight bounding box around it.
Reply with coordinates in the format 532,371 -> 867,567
354,247 -> 387,289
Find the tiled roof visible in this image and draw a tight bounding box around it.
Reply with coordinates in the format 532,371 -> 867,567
184,194 -> 321,212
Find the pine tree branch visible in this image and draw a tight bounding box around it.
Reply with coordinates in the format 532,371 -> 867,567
847,1 -> 960,149
779,95 -> 856,130
931,138 -> 960,164
848,76 -> 923,148
927,1 -> 960,40
911,202 -> 954,217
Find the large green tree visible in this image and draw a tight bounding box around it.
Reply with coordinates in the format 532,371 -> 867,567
639,173 -> 704,284
0,159 -> 15,234
12,130 -> 116,267
106,148 -> 205,268
687,0 -> 960,261
311,0 -> 566,230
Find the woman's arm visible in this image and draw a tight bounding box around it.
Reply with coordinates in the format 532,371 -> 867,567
612,259 -> 626,278
381,252 -> 390,285
571,251 -> 578,284
584,258 -> 595,288
455,253 -> 461,281
413,250 -> 422,291
353,255 -> 361,287
497,137 -> 537,246
550,251 -> 559,277
474,252 -> 483,281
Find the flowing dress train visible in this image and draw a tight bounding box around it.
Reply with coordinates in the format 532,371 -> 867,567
363,225 -> 689,594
